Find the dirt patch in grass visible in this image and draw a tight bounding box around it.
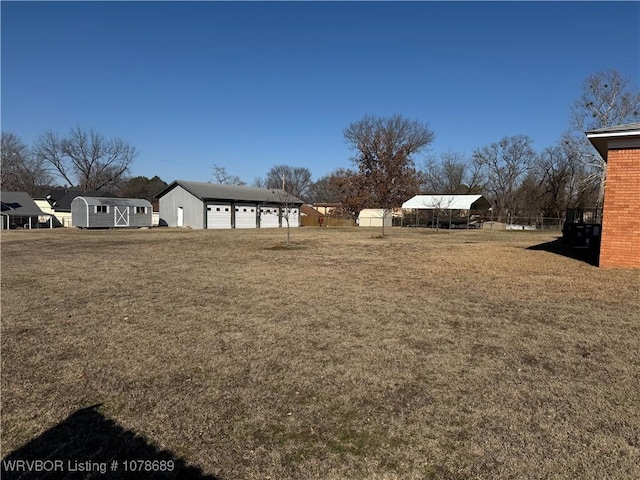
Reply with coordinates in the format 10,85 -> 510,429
2,227 -> 639,479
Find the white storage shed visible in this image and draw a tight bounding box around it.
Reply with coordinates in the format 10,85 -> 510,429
358,209 -> 393,227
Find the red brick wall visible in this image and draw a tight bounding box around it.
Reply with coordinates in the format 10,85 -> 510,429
599,147 -> 640,268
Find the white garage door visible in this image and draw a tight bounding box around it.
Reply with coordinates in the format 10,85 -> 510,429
235,204 -> 257,229
207,204 -> 231,229
283,207 -> 299,227
260,207 -> 280,228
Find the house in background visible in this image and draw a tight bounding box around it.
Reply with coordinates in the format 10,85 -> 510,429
1,191 -> 52,229
156,180 -> 304,229
586,122 -> 640,268
313,202 -> 342,215
71,197 -> 153,228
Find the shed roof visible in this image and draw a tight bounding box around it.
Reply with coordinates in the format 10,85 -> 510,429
586,122 -> 640,161
1,191 -> 48,216
358,209 -> 389,218
402,195 -> 491,210
72,197 -> 152,207
156,180 -> 304,205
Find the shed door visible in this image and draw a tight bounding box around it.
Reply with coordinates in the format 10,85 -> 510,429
259,207 -> 280,228
207,204 -> 231,229
114,206 -> 129,227
235,204 -> 257,229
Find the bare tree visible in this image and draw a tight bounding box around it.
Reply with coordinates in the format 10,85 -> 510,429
568,69 -> 640,205
472,135 -> 537,219
532,142 -> 594,217
33,127 -> 136,191
252,176 -> 266,188
212,164 -> 246,186
421,150 -> 483,194
1,132 -> 52,195
344,114 -> 435,236
271,188 -> 299,246
425,195 -> 455,232
307,169 -> 351,204
265,165 -> 313,201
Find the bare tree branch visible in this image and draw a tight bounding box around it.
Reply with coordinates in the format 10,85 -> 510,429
34,127 -> 136,191
343,114 -> 435,236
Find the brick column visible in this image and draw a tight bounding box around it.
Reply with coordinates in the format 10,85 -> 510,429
599,148 -> 640,268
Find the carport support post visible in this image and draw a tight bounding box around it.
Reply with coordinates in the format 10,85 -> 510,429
449,210 -> 452,230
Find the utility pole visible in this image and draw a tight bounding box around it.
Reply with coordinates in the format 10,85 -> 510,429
281,173 -> 286,191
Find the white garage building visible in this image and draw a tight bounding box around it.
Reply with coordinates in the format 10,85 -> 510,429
156,180 -> 303,229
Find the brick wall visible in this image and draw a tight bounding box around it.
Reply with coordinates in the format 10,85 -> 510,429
599,147 -> 640,268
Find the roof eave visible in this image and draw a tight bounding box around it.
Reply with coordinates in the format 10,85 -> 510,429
586,126 -> 640,162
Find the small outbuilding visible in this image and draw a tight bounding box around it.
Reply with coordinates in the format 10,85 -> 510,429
71,197 -> 153,228
155,180 -> 304,229
357,209 -> 393,227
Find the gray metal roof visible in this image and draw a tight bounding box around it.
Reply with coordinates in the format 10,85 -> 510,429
72,197 -> 152,207
1,191 -> 49,216
156,180 -> 304,204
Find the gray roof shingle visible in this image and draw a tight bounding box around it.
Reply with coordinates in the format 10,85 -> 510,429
1,191 -> 48,216
585,122 -> 640,135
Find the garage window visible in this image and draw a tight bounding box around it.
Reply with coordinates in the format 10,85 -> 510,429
95,205 -> 108,213
135,206 -> 147,214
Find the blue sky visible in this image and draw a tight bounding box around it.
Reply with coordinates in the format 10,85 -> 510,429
2,1 -> 639,185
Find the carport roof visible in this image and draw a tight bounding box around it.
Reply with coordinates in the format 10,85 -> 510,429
156,180 -> 304,204
402,195 -> 492,210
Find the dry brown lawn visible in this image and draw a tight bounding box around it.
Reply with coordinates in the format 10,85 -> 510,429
2,226 -> 639,479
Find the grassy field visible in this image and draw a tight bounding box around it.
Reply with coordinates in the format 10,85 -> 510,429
1,226 -> 639,479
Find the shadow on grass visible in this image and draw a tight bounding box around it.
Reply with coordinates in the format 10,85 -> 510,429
1,405 -> 218,479
527,237 -> 600,267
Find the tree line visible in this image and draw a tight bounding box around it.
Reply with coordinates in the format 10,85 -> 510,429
2,69 -> 638,217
